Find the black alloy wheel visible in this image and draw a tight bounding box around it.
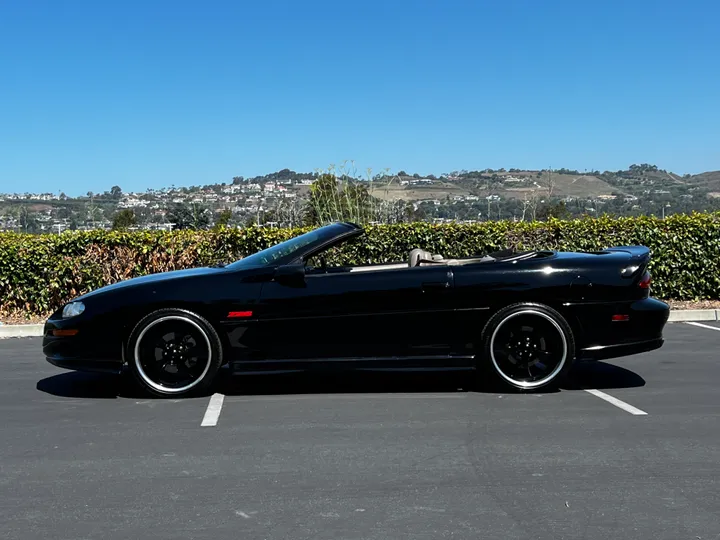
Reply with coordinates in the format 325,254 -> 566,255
127,308 -> 222,397
481,303 -> 575,391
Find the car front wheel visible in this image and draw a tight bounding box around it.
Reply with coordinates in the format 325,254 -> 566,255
480,303 -> 575,391
127,308 -> 222,398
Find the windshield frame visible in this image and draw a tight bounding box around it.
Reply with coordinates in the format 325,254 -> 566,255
225,222 -> 362,270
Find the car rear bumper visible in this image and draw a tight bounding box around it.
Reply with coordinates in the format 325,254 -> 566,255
578,337 -> 664,361
572,297 -> 669,361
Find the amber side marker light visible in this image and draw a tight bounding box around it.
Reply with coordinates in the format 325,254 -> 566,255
52,329 -> 79,337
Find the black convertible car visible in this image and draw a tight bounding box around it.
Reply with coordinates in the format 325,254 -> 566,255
43,222 -> 669,397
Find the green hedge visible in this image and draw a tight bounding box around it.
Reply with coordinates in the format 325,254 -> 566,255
2,213 -> 720,318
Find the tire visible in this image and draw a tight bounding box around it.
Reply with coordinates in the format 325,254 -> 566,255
126,308 -> 223,398
479,303 -> 575,392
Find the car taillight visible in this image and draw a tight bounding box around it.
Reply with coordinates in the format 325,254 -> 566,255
638,271 -> 651,289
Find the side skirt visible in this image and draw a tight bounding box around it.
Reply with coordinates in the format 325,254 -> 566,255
230,355 -> 476,374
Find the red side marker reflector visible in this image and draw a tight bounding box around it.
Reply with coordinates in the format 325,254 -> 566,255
52,329 -> 79,336
228,311 -> 253,318
612,314 -> 630,322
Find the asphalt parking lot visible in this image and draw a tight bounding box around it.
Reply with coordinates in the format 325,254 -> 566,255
1,322 -> 720,540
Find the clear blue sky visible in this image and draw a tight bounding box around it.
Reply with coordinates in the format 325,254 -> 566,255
1,0 -> 718,196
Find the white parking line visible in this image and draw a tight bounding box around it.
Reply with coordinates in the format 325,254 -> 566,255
584,389 -> 648,416
685,321 -> 720,332
201,393 -> 225,427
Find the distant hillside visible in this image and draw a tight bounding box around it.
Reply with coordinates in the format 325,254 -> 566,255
594,165 -> 720,200
481,171 -> 620,199
686,171 -> 720,197
369,170 -> 621,202
370,180 -> 472,202
4,163 -> 720,233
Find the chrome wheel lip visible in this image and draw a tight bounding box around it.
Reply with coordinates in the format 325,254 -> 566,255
134,315 -> 212,394
490,309 -> 567,389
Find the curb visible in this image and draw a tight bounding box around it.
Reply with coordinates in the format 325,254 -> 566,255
667,309 -> 719,322
0,324 -> 44,339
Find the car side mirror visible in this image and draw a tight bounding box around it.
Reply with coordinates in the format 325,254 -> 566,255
274,263 -> 306,286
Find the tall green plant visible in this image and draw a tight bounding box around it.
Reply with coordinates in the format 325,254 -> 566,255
305,162 -> 406,226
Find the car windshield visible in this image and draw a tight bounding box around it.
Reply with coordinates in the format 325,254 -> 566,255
226,223 -> 350,268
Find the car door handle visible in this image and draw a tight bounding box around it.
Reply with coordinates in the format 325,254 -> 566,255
422,281 -> 450,290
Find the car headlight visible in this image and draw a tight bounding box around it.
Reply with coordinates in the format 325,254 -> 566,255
62,302 -> 85,319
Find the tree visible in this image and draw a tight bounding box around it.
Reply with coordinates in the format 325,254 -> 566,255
274,195 -> 305,228
520,192 -> 540,222
18,206 -> 39,233
86,202 -> 102,228
272,168 -> 294,181
112,209 -> 137,230
629,163 -> 659,175
110,185 -> 122,199
538,201 -> 570,220
167,203 -> 210,230
214,209 -> 232,230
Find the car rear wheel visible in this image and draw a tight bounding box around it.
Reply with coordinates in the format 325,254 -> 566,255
480,303 -> 575,391
127,308 -> 222,398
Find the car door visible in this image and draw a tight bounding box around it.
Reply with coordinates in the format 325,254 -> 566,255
255,263 -> 461,363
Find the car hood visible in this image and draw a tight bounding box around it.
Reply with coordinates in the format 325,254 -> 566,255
76,266 -> 230,300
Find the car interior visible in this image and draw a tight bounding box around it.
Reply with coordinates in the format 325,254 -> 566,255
305,247 -> 554,275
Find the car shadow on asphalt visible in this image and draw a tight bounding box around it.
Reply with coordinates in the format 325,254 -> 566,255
36,361 -> 645,399
36,370 -> 146,399
561,361 -> 646,391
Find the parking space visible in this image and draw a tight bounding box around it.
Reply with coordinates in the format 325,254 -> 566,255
582,322 -> 720,417
2,325 -> 720,539
684,320 -> 720,331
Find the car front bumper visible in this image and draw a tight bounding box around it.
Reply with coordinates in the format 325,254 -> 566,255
42,319 -> 124,375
